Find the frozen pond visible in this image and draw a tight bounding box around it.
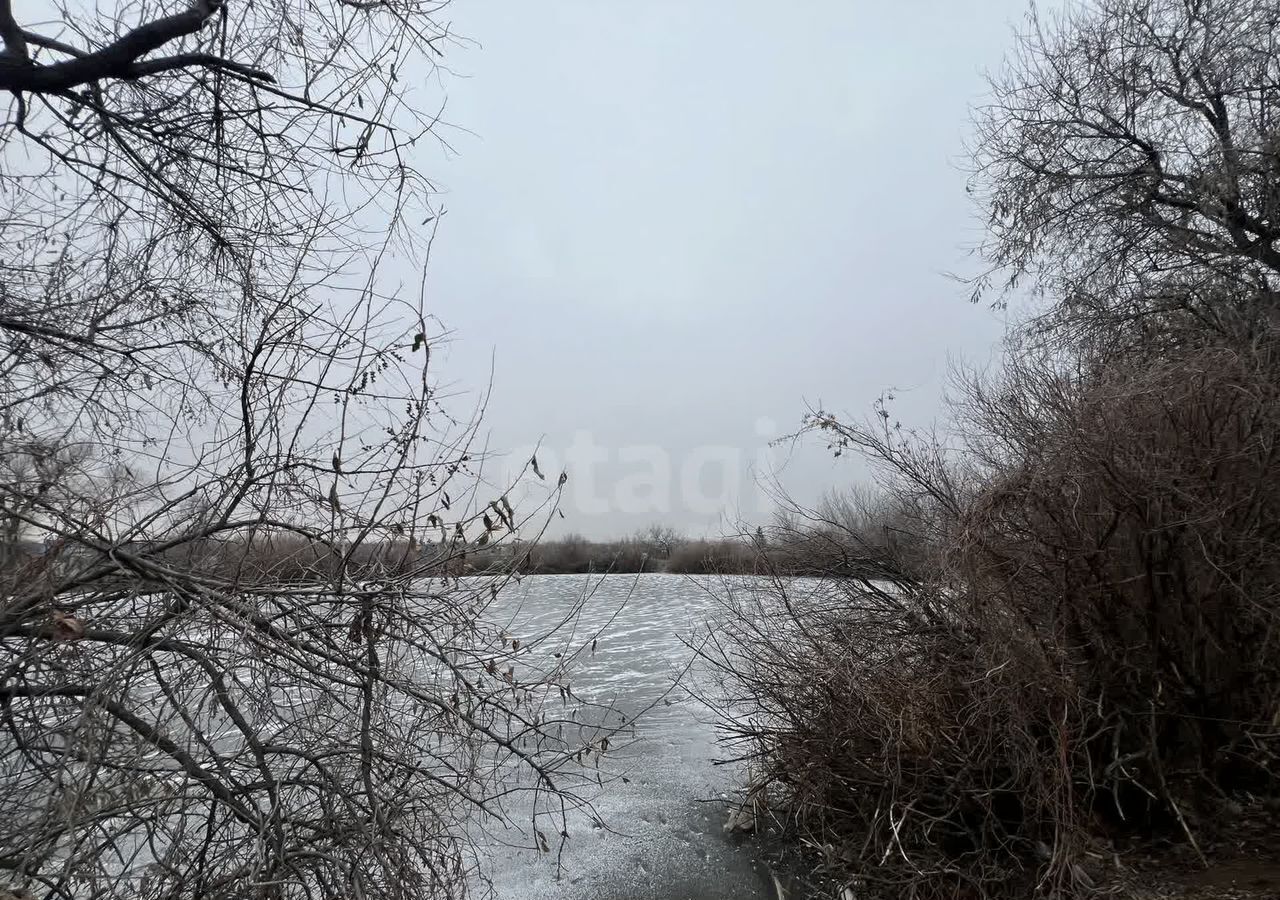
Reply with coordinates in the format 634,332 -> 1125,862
480,573 -> 777,900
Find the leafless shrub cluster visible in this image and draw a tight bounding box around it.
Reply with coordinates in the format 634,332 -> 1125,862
507,527 -> 755,576
0,272 -> 620,899
663,538 -> 756,576
759,487 -> 932,580
516,532 -> 667,576
702,0 -> 1280,896
703,312 -> 1280,898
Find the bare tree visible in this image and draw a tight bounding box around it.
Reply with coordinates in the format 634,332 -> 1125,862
0,0 -> 449,433
0,0 -> 443,245
633,524 -> 682,559
0,3 -> 627,899
0,236 -> 619,900
971,0 -> 1280,339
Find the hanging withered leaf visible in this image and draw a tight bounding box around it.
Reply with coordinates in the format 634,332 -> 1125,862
511,638 -> 520,651
412,332 -> 426,352
557,471 -> 568,487
489,499 -> 514,531
530,454 -> 545,480
482,512 -> 495,532
49,610 -> 85,642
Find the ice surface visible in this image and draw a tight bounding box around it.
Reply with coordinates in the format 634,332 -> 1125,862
479,574 -> 776,900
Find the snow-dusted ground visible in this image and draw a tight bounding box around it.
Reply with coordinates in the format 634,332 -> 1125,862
479,573 -> 776,900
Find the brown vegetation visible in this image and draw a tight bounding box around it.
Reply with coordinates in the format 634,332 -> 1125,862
516,532 -> 667,575
701,0 -> 1280,896
704,309 -> 1280,900
458,527 -> 760,576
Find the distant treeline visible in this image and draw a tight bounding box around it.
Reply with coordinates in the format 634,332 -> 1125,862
467,521 -> 896,578
4,517 -> 898,587
510,531 -> 755,575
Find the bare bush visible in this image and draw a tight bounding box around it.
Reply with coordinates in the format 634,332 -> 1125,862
700,3 -> 1280,892
702,316 -> 1280,898
664,538 -> 756,575
516,528 -> 756,576
760,486 -> 934,580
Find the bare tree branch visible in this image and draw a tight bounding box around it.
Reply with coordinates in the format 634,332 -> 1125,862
0,0 -> 227,93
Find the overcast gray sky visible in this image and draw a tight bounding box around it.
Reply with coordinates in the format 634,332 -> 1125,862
420,0 -> 1028,539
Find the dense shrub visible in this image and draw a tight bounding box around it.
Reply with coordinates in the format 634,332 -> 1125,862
665,538 -> 758,575
518,533 -> 664,574
703,320 -> 1280,898
761,490 -> 930,580
702,0 -> 1280,892
509,530 -> 756,576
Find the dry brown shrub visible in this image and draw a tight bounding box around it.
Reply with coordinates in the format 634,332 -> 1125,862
701,320 -> 1280,899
